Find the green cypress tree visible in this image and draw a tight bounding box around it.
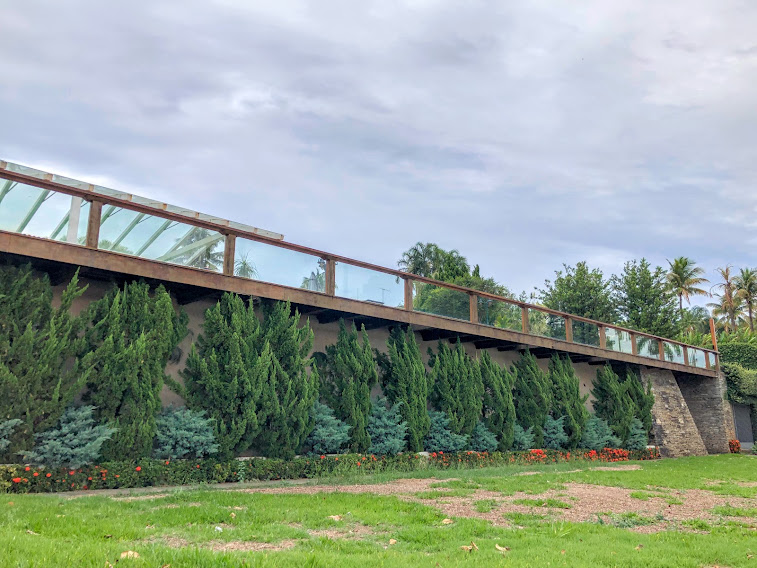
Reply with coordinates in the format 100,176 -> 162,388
181,293 -> 270,459
548,355 -> 589,448
367,397 -> 407,456
254,300 -> 318,459
591,366 -> 635,444
381,327 -> 430,451
318,320 -> 377,452
0,265 -> 91,460
479,351 -> 516,450
429,341 -> 483,437
580,416 -> 621,450
84,282 -> 187,460
512,350 -> 552,447
621,369 -> 655,437
303,401 -> 351,455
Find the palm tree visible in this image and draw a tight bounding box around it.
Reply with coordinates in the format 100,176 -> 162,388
666,257 -> 709,316
397,242 -> 444,277
234,253 -> 258,279
734,267 -> 757,332
710,266 -> 740,332
708,293 -> 745,333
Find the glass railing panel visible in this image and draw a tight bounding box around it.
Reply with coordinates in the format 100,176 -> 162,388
335,263 -> 404,308
706,351 -> 716,368
0,181 -> 89,243
477,297 -> 522,331
604,327 -> 633,354
687,347 -> 707,368
413,282 -> 470,321
663,341 -> 686,364
572,320 -> 600,347
97,206 -> 225,272
234,237 -> 326,290
636,336 -> 660,359
528,308 -> 566,340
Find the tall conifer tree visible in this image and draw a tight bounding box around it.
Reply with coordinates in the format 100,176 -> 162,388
591,365 -> 635,444
429,341 -> 483,437
511,350 -> 552,447
318,320 -> 377,452
479,351 -> 516,450
381,327 -> 429,451
548,355 -> 589,448
0,265 -> 90,460
84,281 -> 187,460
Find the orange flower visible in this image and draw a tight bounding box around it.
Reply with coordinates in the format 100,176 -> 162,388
45,473 -> 52,478
11,477 -> 21,483
24,466 -> 30,472
33,472 -> 39,477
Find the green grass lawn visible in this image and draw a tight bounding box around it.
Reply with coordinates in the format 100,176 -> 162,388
1,454 -> 756,567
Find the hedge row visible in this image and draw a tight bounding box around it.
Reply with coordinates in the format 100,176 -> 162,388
1,448 -> 660,494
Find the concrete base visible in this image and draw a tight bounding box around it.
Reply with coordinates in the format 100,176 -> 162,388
641,367 -> 708,458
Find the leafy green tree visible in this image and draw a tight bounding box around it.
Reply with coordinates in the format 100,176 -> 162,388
424,411 -> 468,453
479,351 -> 516,450
429,341 -> 483,437
303,402 -> 350,455
612,259 -> 679,338
735,268 -> 757,332
318,320 -> 377,452
625,418 -> 648,451
468,421 -> 498,452
539,262 -> 617,343
367,397 -> 407,456
548,355 -> 589,448
591,366 -> 635,444
0,265 -> 91,460
398,242 -> 469,280
512,350 -> 552,447
512,424 -> 535,450
253,300 -> 318,459
543,415 -> 568,450
666,257 -> 709,317
20,406 -> 115,469
180,293 -> 271,459
580,416 -> 621,450
84,281 -> 187,461
154,407 -> 219,460
380,328 -> 430,451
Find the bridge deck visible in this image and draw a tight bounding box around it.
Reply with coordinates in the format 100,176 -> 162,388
0,160 -> 717,377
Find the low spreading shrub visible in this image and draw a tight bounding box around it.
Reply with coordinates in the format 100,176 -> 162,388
729,439 -> 741,453
0,447 -> 661,494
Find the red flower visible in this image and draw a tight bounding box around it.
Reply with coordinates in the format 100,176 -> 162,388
357,462 -> 361,466
334,457 -> 338,461
45,473 -> 52,478
24,466 -> 30,472
320,455 -> 325,460
87,477 -> 92,481
33,472 -> 39,477
83,486 -> 88,490
115,475 -> 120,478
135,466 -> 142,472
11,477 -> 21,483
196,465 -> 200,469
165,461 -> 170,465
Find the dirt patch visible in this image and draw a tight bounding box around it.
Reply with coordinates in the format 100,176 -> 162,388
514,471 -> 542,476
237,477 -> 442,497
112,493 -> 169,502
308,524 -> 374,540
159,536 -> 297,552
592,465 -> 641,472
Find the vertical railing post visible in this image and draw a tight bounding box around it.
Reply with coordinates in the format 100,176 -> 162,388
659,340 -> 666,361
223,233 -> 236,276
325,258 -> 336,295
705,350 -> 711,370
85,199 -> 102,249
521,306 -> 529,334
630,332 -> 637,356
683,347 -> 689,366
469,293 -> 478,324
404,277 -> 413,310
565,316 -> 573,342
598,325 -> 607,349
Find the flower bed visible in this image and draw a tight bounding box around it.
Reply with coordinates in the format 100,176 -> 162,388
0,448 -> 661,494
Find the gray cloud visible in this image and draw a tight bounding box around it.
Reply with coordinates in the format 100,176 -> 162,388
1,0 -> 756,298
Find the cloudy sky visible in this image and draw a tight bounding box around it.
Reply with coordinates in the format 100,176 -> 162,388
2,1 -> 756,299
